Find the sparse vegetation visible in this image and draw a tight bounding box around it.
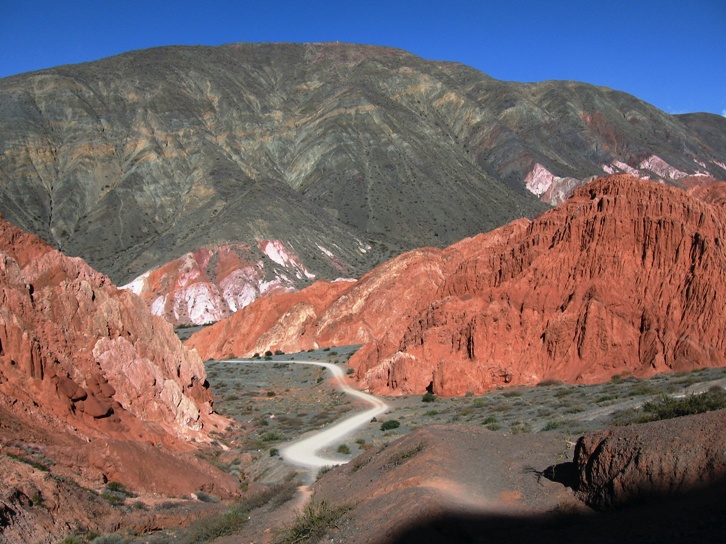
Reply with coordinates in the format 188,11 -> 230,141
385,442 -> 425,468
277,499 -> 349,544
639,389 -> 726,422
336,444 -> 351,455
422,392 -> 437,403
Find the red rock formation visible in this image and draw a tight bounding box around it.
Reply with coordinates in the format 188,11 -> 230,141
0,215 -> 237,501
189,176 -> 726,396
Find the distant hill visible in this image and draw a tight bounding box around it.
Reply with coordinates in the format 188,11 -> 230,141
1,43 -> 724,323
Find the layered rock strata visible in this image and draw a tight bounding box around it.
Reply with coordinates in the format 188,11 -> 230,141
189,175 -> 726,395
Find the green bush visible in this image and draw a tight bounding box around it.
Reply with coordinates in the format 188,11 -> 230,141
422,392 -> 437,403
380,420 -> 400,431
336,444 -> 350,455
640,390 -> 726,421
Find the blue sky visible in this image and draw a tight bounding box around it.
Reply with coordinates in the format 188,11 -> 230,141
1,0 -> 724,116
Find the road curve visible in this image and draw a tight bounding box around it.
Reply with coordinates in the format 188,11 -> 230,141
225,359 -> 389,469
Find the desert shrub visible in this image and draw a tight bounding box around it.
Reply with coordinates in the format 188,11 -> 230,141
424,410 -> 438,416
195,491 -> 219,503
100,491 -> 125,506
640,390 -> 726,421
265,350 -> 273,357
183,507 -> 248,543
270,448 -> 279,457
266,391 -> 276,397
380,420 -> 400,431
537,379 -> 564,387
542,420 -> 561,431
385,443 -> 425,468
510,421 -> 532,434
483,415 -> 498,424
502,389 -> 522,398
337,444 -> 351,454
316,465 -> 334,480
346,368 -> 354,375
261,432 -> 283,442
275,349 -> 285,355
105,481 -> 135,498
422,392 -> 437,403
277,499 -> 349,544
90,535 -> 126,544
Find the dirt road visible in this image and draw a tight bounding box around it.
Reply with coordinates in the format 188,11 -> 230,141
226,359 -> 389,470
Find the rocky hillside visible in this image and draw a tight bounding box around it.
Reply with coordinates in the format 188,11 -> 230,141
188,175 -> 726,395
0,215 -> 237,540
2,43 -> 725,325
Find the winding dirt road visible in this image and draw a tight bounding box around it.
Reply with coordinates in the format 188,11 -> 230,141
226,359 -> 389,469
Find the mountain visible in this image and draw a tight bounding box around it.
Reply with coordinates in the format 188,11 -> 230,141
0,214 -> 237,540
188,175 -> 726,395
2,44 -> 725,304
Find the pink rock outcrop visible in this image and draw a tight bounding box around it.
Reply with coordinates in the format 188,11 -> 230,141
189,175 -> 726,396
122,241 -> 313,326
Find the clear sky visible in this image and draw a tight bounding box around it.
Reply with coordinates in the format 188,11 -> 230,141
1,0 -> 724,116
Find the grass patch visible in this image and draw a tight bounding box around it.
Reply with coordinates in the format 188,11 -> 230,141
385,443 -> 425,468
182,507 -> 248,543
276,499 -> 349,544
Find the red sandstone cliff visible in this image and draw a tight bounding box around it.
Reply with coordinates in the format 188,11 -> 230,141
189,176 -> 726,396
0,215 -> 237,515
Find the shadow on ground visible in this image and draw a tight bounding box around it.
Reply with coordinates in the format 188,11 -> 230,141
389,477 -> 726,544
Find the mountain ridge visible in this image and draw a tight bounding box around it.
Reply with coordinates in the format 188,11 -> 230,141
1,42 -> 724,324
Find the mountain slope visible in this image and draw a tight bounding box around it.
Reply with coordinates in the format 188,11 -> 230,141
2,43 -> 724,291
188,176 -> 726,395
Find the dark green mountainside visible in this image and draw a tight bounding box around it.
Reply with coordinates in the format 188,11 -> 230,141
0,43 -> 724,284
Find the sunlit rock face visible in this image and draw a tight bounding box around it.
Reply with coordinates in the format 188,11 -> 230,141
121,240 -> 325,326
2,42 -> 725,299
0,214 -> 237,504
189,176 -> 726,396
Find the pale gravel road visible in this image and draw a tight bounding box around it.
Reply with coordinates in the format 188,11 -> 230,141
225,359 -> 390,469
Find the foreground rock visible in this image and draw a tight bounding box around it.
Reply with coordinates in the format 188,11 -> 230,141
260,422 -> 726,544
573,409 -> 726,509
190,175 -> 726,396
0,216 -> 237,541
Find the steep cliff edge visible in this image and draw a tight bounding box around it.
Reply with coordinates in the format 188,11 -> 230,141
189,175 -> 726,395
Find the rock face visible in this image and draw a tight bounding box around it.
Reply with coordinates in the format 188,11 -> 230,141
573,409 -> 726,509
0,214 -> 217,440
2,43 -> 724,304
121,240 -> 322,326
0,213 -> 237,534
189,175 -> 726,395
